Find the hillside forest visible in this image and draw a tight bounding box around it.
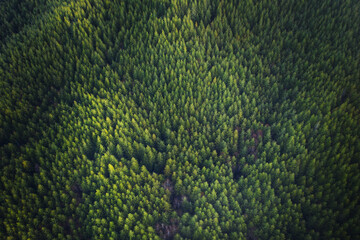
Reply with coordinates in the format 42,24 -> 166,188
0,0 -> 359,239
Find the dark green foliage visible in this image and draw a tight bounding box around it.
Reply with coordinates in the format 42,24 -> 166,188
1,0 -> 359,239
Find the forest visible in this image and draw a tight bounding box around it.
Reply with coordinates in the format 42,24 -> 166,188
0,0 -> 359,239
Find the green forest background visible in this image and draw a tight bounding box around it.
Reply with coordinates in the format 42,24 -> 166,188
0,0 -> 359,239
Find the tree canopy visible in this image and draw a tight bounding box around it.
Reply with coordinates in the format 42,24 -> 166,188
1,0 -> 359,239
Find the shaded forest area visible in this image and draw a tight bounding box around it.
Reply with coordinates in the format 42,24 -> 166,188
0,0 -> 359,239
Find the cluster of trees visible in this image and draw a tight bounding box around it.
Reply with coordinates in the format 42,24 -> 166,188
1,0 -> 359,239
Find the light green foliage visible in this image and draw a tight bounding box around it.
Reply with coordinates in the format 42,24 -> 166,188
1,0 -> 360,239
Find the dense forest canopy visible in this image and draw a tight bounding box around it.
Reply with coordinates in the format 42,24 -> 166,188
0,0 -> 359,239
